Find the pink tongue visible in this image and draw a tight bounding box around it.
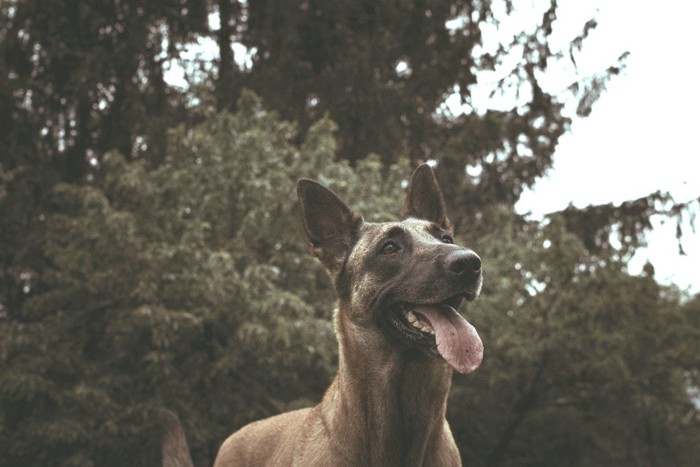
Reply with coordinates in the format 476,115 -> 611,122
414,305 -> 483,374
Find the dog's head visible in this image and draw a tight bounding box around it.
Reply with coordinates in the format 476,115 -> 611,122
297,164 -> 483,373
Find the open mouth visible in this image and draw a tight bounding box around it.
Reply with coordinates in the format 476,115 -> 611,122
392,293 -> 483,374
402,294 -> 464,335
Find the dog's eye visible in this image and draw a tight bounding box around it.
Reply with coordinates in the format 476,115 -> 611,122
381,241 -> 400,255
441,235 -> 454,244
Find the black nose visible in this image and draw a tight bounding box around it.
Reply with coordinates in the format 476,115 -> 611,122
445,249 -> 481,276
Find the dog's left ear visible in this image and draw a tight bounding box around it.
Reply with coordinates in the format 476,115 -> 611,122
297,179 -> 363,273
402,163 -> 453,231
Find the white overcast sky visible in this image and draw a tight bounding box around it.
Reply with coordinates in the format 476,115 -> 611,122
513,0 -> 699,293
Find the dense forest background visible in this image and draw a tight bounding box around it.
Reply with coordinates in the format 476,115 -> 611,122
1,1 -> 699,466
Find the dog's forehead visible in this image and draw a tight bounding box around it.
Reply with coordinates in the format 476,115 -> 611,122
351,218 -> 438,255
400,217 -> 438,233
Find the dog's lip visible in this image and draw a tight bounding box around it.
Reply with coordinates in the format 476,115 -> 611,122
407,292 -> 470,311
463,290 -> 478,302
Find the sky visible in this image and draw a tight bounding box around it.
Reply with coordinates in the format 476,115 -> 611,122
511,0 -> 699,293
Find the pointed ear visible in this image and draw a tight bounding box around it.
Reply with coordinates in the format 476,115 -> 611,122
297,179 -> 363,272
402,163 -> 452,231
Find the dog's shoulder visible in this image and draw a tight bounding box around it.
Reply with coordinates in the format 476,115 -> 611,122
213,408 -> 313,466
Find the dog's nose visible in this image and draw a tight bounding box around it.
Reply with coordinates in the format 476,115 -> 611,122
445,249 -> 481,276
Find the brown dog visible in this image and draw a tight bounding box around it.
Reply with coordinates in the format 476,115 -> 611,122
162,164 -> 484,466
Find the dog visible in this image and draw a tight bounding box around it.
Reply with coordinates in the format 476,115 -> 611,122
162,163 -> 484,466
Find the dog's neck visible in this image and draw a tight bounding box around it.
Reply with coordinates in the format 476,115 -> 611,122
321,309 -> 454,466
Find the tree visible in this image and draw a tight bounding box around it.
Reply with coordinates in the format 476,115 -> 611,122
1,0 -> 211,365
215,0 -> 695,255
0,92 -> 412,465
225,0 -> 572,170
1,0 -> 213,180
448,210 -> 700,466
4,0 -> 681,320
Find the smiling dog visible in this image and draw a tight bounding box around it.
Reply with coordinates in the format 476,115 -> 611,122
162,163 -> 484,467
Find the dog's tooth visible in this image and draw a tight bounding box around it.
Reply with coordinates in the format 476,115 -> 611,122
405,310 -> 437,334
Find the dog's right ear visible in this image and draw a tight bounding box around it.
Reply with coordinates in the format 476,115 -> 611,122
297,179 -> 363,272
